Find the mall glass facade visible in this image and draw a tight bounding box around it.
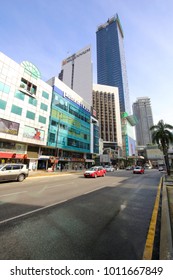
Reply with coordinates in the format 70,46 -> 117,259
48,86 -> 90,153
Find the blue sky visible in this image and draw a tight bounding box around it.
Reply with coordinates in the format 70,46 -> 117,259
1,0 -> 173,125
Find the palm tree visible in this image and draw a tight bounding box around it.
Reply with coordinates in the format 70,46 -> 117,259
150,120 -> 173,175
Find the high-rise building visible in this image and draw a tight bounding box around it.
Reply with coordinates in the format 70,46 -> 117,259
59,45 -> 93,105
96,14 -> 131,114
132,97 -> 154,146
92,84 -> 122,149
0,51 -> 98,170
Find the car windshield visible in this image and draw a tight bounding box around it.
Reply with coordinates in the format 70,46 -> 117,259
0,165 -> 5,170
89,167 -> 97,171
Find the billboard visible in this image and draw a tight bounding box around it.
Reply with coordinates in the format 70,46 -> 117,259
146,148 -> 164,160
0,118 -> 19,135
23,126 -> 44,141
127,136 -> 136,156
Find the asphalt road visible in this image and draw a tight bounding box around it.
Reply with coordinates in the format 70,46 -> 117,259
0,169 -> 162,259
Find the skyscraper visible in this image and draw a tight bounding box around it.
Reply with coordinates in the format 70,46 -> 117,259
132,97 -> 154,146
96,14 -> 131,114
59,45 -> 93,105
92,84 -> 122,149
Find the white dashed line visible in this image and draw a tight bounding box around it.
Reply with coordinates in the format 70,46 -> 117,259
0,191 -> 27,198
0,199 -> 68,225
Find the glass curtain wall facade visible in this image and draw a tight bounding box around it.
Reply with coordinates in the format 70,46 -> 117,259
48,86 -> 91,154
96,15 -> 131,115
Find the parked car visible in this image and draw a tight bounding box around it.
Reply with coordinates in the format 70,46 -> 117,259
0,163 -> 29,182
133,166 -> 145,174
158,166 -> 164,171
84,166 -> 106,178
105,165 -> 115,172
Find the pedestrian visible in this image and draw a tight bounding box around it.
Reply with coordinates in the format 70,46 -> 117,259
60,164 -> 63,172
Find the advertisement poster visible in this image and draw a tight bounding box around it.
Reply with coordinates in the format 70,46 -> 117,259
0,118 -> 19,135
23,125 -> 44,141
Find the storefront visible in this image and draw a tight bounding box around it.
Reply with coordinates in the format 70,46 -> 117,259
0,141 -> 28,165
0,152 -> 27,164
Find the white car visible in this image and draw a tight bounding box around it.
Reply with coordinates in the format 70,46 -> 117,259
0,163 -> 29,182
105,165 -> 115,172
158,166 -> 164,171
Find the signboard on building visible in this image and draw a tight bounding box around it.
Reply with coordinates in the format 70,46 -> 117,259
100,154 -> 110,163
0,118 -> 19,135
146,148 -> 164,160
23,126 -> 44,141
62,47 -> 91,65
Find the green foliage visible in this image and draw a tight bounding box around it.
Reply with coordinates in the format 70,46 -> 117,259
150,120 -> 173,155
150,120 -> 173,175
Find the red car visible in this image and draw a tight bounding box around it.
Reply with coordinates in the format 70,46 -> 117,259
84,166 -> 106,178
133,166 -> 145,174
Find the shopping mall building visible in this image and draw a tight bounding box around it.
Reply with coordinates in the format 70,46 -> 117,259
0,52 -> 99,170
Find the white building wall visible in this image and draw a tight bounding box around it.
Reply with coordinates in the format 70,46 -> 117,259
61,45 -> 93,106
0,52 -> 52,146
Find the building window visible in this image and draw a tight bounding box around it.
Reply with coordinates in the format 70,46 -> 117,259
28,97 -> 37,106
49,133 -> 55,143
0,82 -> 10,94
39,115 -> 46,124
26,110 -> 35,120
11,105 -> 22,116
0,99 -> 7,110
40,102 -> 48,111
14,91 -> 25,101
42,91 -> 49,99
19,78 -> 37,96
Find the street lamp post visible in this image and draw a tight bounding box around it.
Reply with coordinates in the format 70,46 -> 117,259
55,120 -> 60,158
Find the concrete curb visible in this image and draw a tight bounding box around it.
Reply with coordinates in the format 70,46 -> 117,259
143,178 -> 162,260
160,177 -> 173,259
28,171 -> 83,178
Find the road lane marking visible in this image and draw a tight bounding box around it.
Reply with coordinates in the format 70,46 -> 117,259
0,185 -> 108,224
142,177 -> 162,260
0,180 -> 120,225
0,191 -> 27,198
46,182 -> 74,189
0,199 -> 68,225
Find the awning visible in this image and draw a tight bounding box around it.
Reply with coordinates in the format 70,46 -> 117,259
38,156 -> 50,160
0,152 -> 27,159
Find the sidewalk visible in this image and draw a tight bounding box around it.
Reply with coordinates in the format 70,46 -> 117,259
28,169 -> 84,177
160,175 -> 173,259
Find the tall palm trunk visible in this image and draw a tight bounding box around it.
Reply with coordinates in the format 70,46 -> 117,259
164,154 -> 170,175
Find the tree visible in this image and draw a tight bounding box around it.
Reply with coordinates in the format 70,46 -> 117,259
150,120 -> 173,175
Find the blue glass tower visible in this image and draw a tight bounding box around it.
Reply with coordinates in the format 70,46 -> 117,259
96,15 -> 131,114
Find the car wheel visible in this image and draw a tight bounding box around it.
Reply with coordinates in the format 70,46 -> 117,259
94,174 -> 97,178
102,173 -> 105,177
17,174 -> 25,182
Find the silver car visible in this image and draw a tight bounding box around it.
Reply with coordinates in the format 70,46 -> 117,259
105,165 -> 115,172
0,163 -> 29,182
